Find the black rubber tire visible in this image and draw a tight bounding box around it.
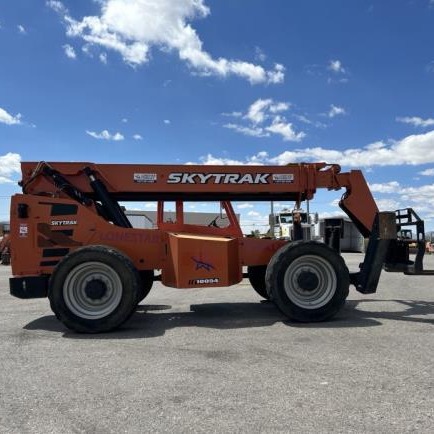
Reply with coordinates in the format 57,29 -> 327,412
48,245 -> 140,333
247,265 -> 269,299
137,270 -> 154,303
265,241 -> 349,322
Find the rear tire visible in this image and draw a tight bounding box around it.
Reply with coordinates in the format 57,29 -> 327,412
48,245 -> 140,333
265,241 -> 349,322
138,270 -> 154,303
247,265 -> 269,299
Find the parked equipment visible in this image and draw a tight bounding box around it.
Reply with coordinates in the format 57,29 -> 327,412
270,208 -> 312,241
0,231 -> 11,265
8,161 -> 434,332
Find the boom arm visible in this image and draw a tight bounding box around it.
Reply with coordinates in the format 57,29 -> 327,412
19,161 -> 378,236
336,171 -> 378,238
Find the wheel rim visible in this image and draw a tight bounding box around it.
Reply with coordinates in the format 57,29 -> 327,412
283,255 -> 337,309
63,262 -> 123,320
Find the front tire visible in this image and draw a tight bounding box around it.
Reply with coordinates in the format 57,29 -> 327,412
49,245 -> 140,333
247,265 -> 269,299
265,241 -> 349,322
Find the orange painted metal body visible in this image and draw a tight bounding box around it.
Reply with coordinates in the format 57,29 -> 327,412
10,194 -> 286,288
10,161 -> 378,290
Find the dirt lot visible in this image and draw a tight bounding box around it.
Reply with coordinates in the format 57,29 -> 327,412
1,253 -> 434,433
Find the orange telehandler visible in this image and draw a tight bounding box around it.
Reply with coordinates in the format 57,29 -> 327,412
8,161 -> 434,332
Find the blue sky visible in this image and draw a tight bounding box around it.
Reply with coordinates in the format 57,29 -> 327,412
1,0 -> 434,232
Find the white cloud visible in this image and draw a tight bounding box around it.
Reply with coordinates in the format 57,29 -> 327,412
17,25 -> 27,34
144,202 -> 157,210
121,118 -> 128,123
0,152 -> 21,183
244,99 -> 290,124
306,61 -> 349,84
396,116 -> 434,128
420,168 -> 434,176
399,184 -> 434,217
63,44 -> 76,59
246,99 -> 272,124
369,181 -> 401,194
222,111 -> 243,118
254,46 -> 266,62
265,120 -> 305,142
224,98 -> 305,142
190,151 -> 268,166
86,129 -> 124,140
133,134 -> 143,140
164,119 -> 171,125
295,115 -> 311,124
46,0 -> 67,14
266,63 -> 285,84
99,52 -> 108,64
318,210 -> 346,220
374,198 -> 402,212
326,60 -> 349,84
81,44 -> 93,56
268,130 -> 434,167
237,203 -> 254,209
248,151 -> 269,164
269,101 -> 290,113
195,129 -> 434,168
49,0 -> 284,84
190,154 -> 247,166
224,123 -> 268,138
328,104 -> 346,118
401,184 -> 434,201
0,107 -> 22,125
247,210 -> 261,217
295,114 -> 327,128
328,59 -> 346,74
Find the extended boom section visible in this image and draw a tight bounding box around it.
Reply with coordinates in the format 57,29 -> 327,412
20,161 -> 360,203
8,160 -> 433,333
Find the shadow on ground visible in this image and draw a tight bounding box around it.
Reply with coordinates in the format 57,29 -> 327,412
23,298 -> 434,339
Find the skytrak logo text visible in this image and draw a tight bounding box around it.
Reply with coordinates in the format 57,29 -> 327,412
167,173 -> 270,184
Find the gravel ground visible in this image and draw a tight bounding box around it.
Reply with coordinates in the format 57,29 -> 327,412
1,253 -> 433,433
